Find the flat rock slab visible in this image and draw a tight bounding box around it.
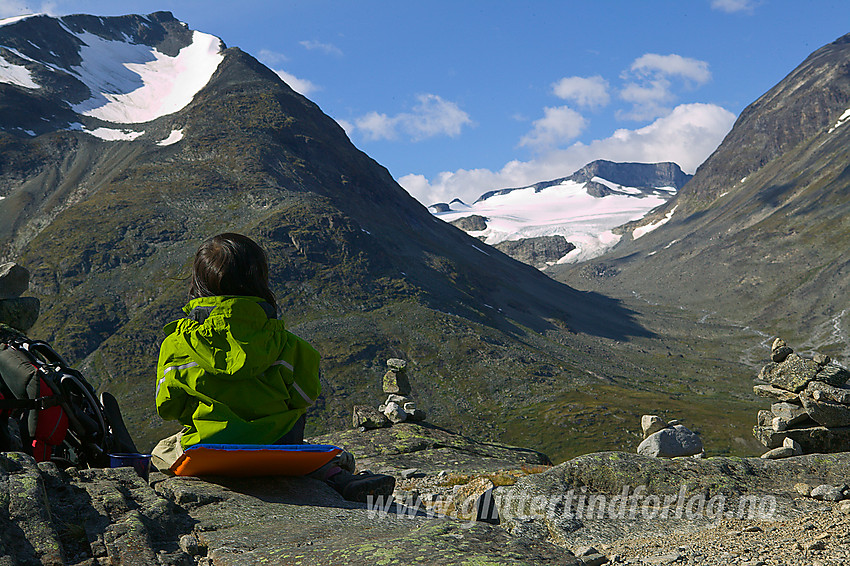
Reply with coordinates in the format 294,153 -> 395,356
496,451 -> 850,551
753,423 -> 850,451
309,422 -> 552,475
153,473 -> 578,565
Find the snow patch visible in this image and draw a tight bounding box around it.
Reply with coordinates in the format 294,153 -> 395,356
0,53 -> 40,89
157,129 -> 184,146
69,29 -> 224,124
67,122 -> 143,141
471,244 -> 490,256
0,14 -> 41,27
433,178 -> 673,263
633,206 -> 677,239
828,108 -> 850,134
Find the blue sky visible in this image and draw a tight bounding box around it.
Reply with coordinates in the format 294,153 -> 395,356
3,1 -> 850,205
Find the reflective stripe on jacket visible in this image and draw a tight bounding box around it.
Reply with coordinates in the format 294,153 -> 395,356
155,296 -> 320,449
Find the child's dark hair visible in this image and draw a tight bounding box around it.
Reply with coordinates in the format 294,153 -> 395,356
189,233 -> 277,310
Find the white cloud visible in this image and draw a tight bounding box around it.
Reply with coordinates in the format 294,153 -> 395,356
0,1 -> 55,18
710,0 -> 757,13
351,94 -> 472,142
273,69 -> 319,96
398,103 -> 736,206
620,53 -> 711,120
255,49 -> 320,96
257,49 -> 288,66
629,53 -> 711,85
552,76 -> 610,109
300,40 -> 343,56
518,105 -> 587,150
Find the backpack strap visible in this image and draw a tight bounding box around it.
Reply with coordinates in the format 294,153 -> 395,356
0,396 -> 62,410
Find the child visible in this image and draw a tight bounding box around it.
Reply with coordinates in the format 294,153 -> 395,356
153,233 -> 394,502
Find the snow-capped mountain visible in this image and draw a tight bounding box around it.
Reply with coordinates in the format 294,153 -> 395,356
429,160 -> 691,266
0,12 -> 222,141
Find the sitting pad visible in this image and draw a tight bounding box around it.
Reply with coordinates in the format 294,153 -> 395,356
170,443 -> 342,477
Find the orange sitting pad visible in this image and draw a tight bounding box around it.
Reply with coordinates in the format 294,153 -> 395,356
170,444 -> 342,477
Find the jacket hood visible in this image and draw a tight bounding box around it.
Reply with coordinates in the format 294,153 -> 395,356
165,296 -> 288,380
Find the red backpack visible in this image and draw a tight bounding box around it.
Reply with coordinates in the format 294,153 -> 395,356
0,333 -> 136,468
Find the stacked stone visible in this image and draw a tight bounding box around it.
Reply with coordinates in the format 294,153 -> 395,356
352,358 -> 426,430
636,414 -> 704,458
0,262 -> 39,332
753,338 -> 850,458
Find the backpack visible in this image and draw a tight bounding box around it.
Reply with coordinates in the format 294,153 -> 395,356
0,329 -> 137,468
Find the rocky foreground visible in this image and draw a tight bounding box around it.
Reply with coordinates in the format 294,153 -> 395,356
2,423 -> 849,565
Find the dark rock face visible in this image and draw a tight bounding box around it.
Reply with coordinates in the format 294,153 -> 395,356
569,160 -> 692,190
473,160 -> 690,204
494,236 -> 576,269
449,214 -> 488,231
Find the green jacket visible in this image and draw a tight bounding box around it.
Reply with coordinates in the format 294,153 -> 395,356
155,296 -> 321,449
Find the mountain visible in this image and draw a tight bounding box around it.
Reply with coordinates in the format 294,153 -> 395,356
2,12 -> 738,459
429,161 -> 690,266
553,33 -> 850,366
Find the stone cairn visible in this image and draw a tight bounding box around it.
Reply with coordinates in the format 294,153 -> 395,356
636,414 -> 704,458
352,358 -> 426,430
0,262 -> 39,333
753,338 -> 850,458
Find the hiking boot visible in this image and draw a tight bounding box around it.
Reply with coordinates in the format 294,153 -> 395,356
327,470 -> 396,503
335,450 -> 355,474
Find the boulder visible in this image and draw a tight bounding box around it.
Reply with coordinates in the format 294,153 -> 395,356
753,423 -> 850,452
0,263 -> 29,299
814,364 -> 850,387
770,402 -> 812,427
800,389 -> 850,428
771,348 -> 793,363
753,384 -> 800,403
383,401 -> 407,424
637,424 -> 703,458
382,359 -> 411,395
352,405 -> 390,430
0,297 -> 40,332
760,437 -> 802,459
808,380 -> 850,405
641,415 -> 666,437
762,354 -> 820,393
810,484 -> 845,502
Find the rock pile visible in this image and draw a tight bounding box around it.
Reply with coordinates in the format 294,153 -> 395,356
0,262 -> 39,332
352,358 -> 426,430
636,414 -> 704,458
752,338 -> 850,457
